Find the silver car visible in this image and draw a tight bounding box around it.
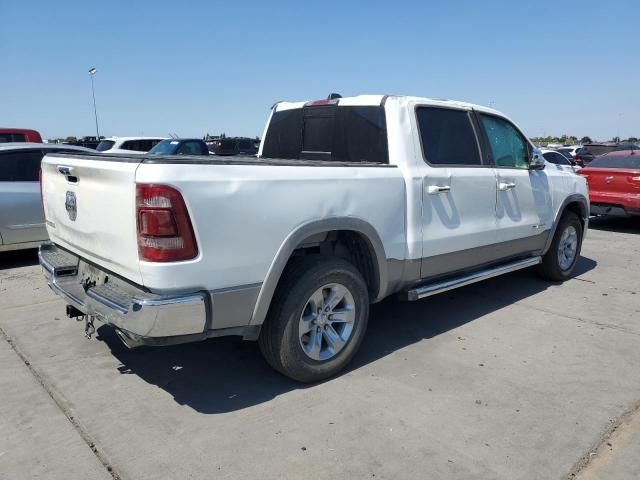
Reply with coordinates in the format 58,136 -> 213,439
0,143 -> 93,252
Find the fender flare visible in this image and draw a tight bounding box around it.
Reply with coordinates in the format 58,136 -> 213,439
542,194 -> 589,254
250,217 -> 389,326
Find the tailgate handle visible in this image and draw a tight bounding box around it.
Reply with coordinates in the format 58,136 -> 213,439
57,165 -> 78,183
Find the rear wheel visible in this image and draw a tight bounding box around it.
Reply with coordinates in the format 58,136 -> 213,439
538,211 -> 583,281
259,256 -> 369,383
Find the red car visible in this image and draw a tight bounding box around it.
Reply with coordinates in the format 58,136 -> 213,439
0,128 -> 43,143
579,149 -> 640,217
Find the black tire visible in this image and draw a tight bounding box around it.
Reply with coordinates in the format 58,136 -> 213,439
258,256 -> 369,383
538,211 -> 583,281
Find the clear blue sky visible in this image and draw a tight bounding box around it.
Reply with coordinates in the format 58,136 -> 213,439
2,0 -> 638,141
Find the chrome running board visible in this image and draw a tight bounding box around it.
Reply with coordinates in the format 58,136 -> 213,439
407,256 -> 542,301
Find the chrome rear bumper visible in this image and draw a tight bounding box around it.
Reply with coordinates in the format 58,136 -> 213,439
39,242 -> 208,344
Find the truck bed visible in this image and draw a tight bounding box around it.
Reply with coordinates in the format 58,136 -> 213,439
41,151 -> 406,295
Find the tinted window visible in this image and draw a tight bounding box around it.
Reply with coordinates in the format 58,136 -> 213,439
148,139 -> 174,155
0,150 -> 43,181
557,149 -> 573,159
587,154 -> 640,169
121,140 -> 161,152
480,115 -> 529,168
416,107 -> 481,166
96,140 -> 115,151
220,139 -> 238,151
0,133 -> 27,143
177,141 -> 204,155
262,105 -> 388,163
581,145 -> 615,156
543,152 -> 570,165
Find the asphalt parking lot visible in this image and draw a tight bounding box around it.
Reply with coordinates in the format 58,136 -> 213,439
1,217 -> 639,480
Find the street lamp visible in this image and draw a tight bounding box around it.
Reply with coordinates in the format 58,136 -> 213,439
88,67 -> 100,140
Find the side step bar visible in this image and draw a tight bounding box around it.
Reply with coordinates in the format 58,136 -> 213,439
407,256 -> 542,301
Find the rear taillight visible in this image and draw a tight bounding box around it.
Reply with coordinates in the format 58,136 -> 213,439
136,184 -> 198,262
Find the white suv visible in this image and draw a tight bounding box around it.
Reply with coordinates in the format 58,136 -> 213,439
95,137 -> 166,154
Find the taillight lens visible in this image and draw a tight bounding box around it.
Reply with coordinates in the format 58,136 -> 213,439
136,184 -> 198,262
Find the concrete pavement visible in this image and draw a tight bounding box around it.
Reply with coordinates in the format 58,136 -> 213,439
0,216 -> 639,479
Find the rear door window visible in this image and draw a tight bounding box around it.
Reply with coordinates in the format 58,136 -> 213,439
416,107 -> 482,166
0,150 -> 44,181
543,152 -> 570,165
262,105 -> 389,163
96,140 -> 115,151
121,140 -> 160,152
479,114 -> 529,169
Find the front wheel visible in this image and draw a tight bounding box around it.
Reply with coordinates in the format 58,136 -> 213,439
538,211 -> 583,281
259,256 -> 369,383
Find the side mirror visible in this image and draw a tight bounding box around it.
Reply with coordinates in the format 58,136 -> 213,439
529,152 -> 546,170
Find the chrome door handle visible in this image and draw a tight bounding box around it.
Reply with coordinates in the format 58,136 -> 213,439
427,185 -> 451,194
498,182 -> 516,191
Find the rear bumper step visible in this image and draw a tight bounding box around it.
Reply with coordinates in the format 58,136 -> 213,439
39,242 -> 208,344
407,256 -> 542,301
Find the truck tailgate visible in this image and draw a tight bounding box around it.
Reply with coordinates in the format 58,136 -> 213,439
41,154 -> 143,284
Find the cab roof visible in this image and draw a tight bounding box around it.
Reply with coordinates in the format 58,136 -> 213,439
274,94 -> 503,116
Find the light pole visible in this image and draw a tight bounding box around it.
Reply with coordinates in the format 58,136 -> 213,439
88,67 -> 100,139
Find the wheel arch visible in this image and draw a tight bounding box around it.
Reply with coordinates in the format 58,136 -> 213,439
250,218 -> 389,326
542,194 -> 589,255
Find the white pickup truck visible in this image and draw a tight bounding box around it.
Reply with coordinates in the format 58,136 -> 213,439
39,94 -> 589,382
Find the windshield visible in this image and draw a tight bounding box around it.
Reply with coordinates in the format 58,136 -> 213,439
96,140 -> 115,152
147,140 -> 177,155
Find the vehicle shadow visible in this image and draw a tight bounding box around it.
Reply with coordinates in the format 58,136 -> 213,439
588,216 -> 640,234
0,249 -> 39,270
100,256 -> 597,415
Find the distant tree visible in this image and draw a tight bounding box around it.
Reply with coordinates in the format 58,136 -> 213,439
624,137 -> 638,143
580,136 -> 592,144
612,136 -> 621,143
64,136 -> 77,143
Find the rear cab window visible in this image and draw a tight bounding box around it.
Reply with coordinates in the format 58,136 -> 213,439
261,102 -> 389,164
